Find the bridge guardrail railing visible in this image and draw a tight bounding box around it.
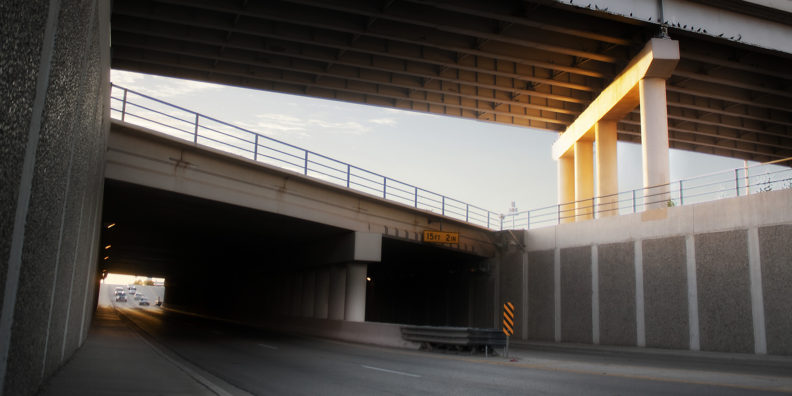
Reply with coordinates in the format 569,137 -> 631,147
110,84 -> 503,229
110,84 -> 792,232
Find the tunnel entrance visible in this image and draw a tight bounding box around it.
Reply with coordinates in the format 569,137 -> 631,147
365,238 -> 493,328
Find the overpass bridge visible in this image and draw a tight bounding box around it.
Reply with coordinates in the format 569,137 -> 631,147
3,1 -> 792,394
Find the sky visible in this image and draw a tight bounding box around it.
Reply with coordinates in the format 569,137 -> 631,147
110,69 -> 770,215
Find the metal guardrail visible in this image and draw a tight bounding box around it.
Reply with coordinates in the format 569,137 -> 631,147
502,159 -> 792,229
110,83 -> 792,232
400,325 -> 506,354
110,84 -> 501,229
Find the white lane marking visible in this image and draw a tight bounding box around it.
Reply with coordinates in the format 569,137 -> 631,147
258,344 -> 278,350
361,365 -> 421,378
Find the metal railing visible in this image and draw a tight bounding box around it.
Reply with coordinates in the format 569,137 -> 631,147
109,84 -> 501,229
109,84 -> 792,232
502,158 -> 792,229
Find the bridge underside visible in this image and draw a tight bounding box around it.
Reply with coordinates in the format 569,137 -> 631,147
110,0 -> 792,162
102,180 -> 494,328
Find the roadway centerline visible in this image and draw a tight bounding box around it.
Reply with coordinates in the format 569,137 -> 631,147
361,365 -> 421,378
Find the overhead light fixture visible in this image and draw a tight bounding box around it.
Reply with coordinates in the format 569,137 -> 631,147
104,256 -> 109,260
106,223 -> 116,229
104,245 -> 111,250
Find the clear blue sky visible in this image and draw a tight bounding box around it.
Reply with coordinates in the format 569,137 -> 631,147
111,70 -> 763,215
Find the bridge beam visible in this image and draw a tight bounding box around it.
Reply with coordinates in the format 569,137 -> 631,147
552,38 -> 679,220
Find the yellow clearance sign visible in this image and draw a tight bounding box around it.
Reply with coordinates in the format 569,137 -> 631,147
422,230 -> 459,244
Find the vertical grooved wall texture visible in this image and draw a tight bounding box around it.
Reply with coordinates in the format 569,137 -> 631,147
759,225 -> 792,355
1,0 -> 107,394
695,230 -> 754,353
528,250 -> 555,341
499,247 -> 524,337
561,246 -> 592,343
643,237 -> 689,350
598,242 -> 636,346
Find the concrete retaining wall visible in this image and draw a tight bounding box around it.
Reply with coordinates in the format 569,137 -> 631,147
0,1 -> 110,394
499,188 -> 792,355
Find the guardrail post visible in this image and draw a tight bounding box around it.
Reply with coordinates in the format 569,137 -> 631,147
442,196 -> 445,216
735,168 -> 740,196
487,212 -> 490,228
414,187 -> 418,208
557,204 -> 561,225
632,190 -> 637,213
253,135 -> 259,161
465,204 -> 469,222
121,89 -> 128,121
500,214 -> 504,231
383,177 -> 387,199
194,114 -> 200,143
526,211 -> 530,229
679,180 -> 684,205
346,164 -> 351,188
304,151 -> 309,175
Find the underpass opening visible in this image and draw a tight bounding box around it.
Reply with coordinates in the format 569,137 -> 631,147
101,179 -> 351,323
365,237 -> 493,328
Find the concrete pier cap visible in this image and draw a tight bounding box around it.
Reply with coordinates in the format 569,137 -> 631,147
552,38 -> 680,160
551,38 -> 679,216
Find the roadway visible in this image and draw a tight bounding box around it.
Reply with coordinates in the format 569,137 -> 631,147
97,283 -> 791,395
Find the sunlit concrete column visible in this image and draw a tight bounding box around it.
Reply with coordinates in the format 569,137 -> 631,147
595,120 -> 618,217
574,141 -> 594,220
640,77 -> 671,209
558,154 -> 575,223
314,268 -> 330,319
344,262 -> 368,322
328,265 -> 346,320
301,271 -> 316,318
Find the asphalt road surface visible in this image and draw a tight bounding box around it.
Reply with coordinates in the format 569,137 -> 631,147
103,285 -> 791,395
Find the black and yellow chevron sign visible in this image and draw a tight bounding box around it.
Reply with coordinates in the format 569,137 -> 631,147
502,302 -> 515,336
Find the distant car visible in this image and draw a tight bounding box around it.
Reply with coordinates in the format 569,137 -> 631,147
127,285 -> 137,294
134,293 -> 143,301
115,294 -> 127,302
138,297 -> 150,306
114,287 -> 124,296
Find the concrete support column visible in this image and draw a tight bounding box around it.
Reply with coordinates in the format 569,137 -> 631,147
640,77 -> 671,209
574,141 -> 594,220
558,155 -> 575,223
314,268 -> 330,319
301,271 -> 316,318
328,265 -> 346,320
595,121 -> 618,217
344,262 -> 368,322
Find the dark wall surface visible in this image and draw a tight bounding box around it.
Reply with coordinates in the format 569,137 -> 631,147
0,1 -> 109,394
560,246 -> 591,344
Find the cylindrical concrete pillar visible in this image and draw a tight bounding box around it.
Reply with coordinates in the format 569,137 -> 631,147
595,120 -> 618,217
344,262 -> 368,322
557,154 -> 575,223
301,271 -> 316,318
314,268 -> 330,319
574,140 -> 594,220
328,265 -> 346,320
640,77 -> 671,209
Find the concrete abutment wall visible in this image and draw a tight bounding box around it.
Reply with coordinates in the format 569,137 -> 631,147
499,188 -> 792,356
0,0 -> 110,394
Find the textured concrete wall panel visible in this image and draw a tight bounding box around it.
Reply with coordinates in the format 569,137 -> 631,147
642,236 -> 689,350
695,230 -> 753,353
2,1 -> 107,394
0,0 -> 49,322
561,246 -> 592,343
759,225 -> 792,355
528,249 -> 555,341
598,242 -> 636,346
